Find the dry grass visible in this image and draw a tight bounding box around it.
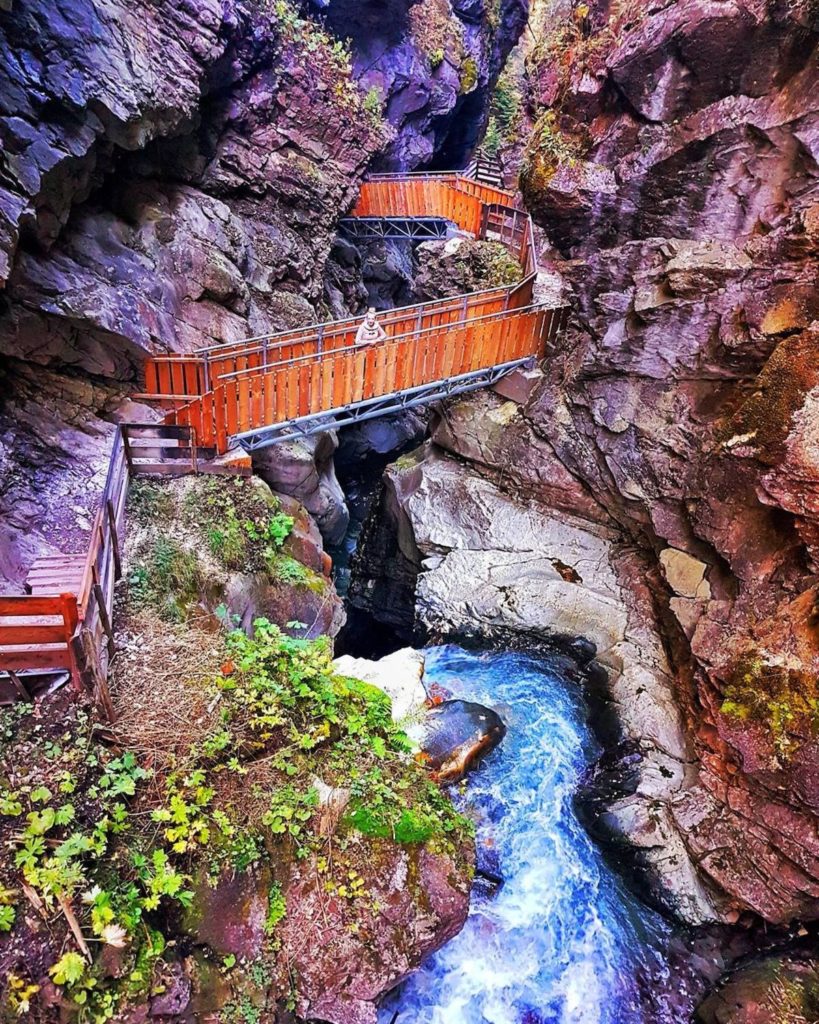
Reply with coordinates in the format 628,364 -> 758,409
109,609 -> 298,829
110,611 -> 225,773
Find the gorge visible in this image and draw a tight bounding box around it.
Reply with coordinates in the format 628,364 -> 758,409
1,1 -> 819,1022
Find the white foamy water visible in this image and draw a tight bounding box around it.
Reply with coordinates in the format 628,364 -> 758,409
380,646 -> 672,1024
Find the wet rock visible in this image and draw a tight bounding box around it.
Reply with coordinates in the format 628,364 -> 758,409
422,699 -> 506,781
184,865 -> 271,960
336,410 -> 428,465
280,839 -> 473,1024
461,0 -> 819,926
149,961 -> 191,1018
696,956 -> 819,1024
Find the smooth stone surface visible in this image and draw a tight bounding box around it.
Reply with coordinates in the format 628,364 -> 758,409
421,699 -> 507,782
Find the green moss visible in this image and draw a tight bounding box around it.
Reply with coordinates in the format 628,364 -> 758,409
129,479 -> 176,525
128,536 -> 203,621
459,56 -> 478,93
720,646 -> 819,758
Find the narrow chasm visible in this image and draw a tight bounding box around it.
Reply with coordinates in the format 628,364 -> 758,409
3,0 -> 819,1022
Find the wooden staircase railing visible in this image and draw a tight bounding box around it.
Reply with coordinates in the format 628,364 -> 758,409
0,424 -> 248,706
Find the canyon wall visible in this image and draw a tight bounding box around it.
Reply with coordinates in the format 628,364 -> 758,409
464,0 -> 819,924
346,0 -> 819,928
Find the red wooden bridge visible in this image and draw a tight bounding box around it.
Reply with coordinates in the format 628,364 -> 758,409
1,172 -> 568,698
139,174 -> 567,452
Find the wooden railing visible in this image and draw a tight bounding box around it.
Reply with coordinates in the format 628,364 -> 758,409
0,424 -> 247,707
170,304 -> 559,450
0,595 -> 80,679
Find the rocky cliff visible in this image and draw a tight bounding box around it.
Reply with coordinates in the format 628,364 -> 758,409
376,0 -> 819,926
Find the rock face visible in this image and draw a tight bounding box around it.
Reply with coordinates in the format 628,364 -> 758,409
252,432 -> 350,547
0,0 -> 388,376
281,839 -> 472,1024
179,835 -> 472,1024
457,0 -> 819,925
317,0 -> 529,169
696,956 -> 819,1024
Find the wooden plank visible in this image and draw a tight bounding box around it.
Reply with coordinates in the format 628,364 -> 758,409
93,583 -> 116,660
332,354 -> 347,409
213,387 -> 227,451
224,380 -> 239,437
0,625 -> 70,645
251,370 -> 264,430
298,362 -> 312,418
284,365 -> 299,420
126,462 -> 197,477
122,423 -> 193,440
0,597 -> 65,616
238,377 -> 251,432
0,648 -> 73,671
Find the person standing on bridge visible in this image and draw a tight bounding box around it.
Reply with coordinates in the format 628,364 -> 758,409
355,307 -> 387,346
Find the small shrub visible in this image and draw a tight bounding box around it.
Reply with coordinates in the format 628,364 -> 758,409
721,648 -> 819,759
129,480 -> 175,525
271,555 -> 311,587
363,85 -> 383,118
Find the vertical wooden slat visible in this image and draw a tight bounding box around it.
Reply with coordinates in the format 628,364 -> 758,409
225,380 -> 239,437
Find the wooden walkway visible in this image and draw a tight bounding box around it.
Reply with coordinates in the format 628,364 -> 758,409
0,426 -> 247,702
139,174 -> 567,453
1,172 -> 569,697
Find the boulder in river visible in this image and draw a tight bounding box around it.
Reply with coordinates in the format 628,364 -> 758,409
422,699 -> 507,782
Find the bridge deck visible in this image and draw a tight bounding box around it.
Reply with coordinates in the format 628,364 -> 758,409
142,173 -> 564,453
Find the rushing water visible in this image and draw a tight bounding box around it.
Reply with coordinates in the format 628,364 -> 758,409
380,646 -> 675,1024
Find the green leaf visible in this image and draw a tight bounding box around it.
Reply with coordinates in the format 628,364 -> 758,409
49,951 -> 87,986
26,807 -> 56,835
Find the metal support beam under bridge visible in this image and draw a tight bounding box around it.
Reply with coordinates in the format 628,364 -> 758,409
338,216 -> 451,243
235,358 -> 533,452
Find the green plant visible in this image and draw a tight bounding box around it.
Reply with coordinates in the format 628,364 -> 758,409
720,648 -> 819,759
483,114 -> 502,158
459,56 -> 478,93
265,882 -> 287,933
128,480 -> 175,525
363,85 -> 383,119
271,555 -> 311,586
